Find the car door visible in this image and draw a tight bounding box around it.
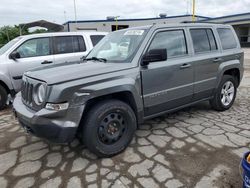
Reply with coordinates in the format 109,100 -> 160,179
53,35 -> 88,64
141,28 -> 194,117
8,37 -> 54,91
189,28 -> 221,101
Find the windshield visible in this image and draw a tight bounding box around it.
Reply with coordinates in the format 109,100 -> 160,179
86,29 -> 147,63
0,37 -> 22,55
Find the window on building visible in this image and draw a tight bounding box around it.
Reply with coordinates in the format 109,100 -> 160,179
54,36 -> 86,54
111,25 -> 129,31
217,28 -> 237,50
148,30 -> 187,58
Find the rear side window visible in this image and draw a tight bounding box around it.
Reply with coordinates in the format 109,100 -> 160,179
148,30 -> 187,58
54,36 -> 86,54
217,28 -> 237,50
190,29 -> 217,53
90,35 -> 105,46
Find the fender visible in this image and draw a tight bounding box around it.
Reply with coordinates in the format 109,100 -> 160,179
216,59 -> 241,88
73,77 -> 143,112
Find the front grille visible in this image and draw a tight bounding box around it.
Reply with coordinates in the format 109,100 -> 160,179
21,76 -> 47,111
21,80 -> 34,105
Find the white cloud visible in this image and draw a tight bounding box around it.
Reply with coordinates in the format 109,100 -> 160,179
0,0 -> 249,26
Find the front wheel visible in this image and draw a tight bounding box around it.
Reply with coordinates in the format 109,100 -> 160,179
210,75 -> 237,111
82,99 -> 137,157
0,85 -> 8,110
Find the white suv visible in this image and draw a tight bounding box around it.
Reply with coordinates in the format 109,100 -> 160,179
0,31 -> 107,109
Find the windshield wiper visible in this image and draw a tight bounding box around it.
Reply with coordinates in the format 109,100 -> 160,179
83,57 -> 107,63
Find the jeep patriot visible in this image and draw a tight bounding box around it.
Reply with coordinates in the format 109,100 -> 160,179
13,23 -> 244,157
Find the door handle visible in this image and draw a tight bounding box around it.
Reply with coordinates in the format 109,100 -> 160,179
213,58 -> 222,62
180,63 -> 191,69
41,60 -> 53,64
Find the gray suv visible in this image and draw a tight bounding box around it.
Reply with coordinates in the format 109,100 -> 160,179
13,23 -> 244,157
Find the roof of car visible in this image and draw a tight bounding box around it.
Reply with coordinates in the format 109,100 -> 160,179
111,23 -> 230,32
19,31 -> 108,39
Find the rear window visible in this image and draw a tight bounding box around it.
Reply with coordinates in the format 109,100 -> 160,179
54,36 -> 86,54
217,28 -> 237,50
90,35 -> 105,46
190,29 -> 217,53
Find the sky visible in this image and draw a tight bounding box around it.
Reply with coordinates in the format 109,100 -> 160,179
0,0 -> 250,26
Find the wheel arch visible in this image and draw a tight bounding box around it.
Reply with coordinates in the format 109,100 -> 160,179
0,80 -> 10,94
223,68 -> 240,87
83,90 -> 142,124
217,60 -> 242,88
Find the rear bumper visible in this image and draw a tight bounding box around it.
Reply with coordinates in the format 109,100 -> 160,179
13,93 -> 84,143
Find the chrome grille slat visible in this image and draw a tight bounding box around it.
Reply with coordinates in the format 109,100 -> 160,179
21,79 -> 34,105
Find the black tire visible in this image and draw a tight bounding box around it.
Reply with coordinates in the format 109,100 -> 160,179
0,85 -> 8,110
82,99 -> 137,158
210,75 -> 237,111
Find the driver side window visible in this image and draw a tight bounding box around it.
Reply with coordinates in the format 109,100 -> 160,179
16,38 -> 50,58
148,30 -> 187,59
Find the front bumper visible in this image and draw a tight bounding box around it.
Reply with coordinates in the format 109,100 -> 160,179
13,93 -> 84,143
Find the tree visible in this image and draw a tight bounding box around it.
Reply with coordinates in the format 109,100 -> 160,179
0,25 -> 45,47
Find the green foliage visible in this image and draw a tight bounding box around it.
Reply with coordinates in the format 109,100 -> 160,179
0,25 -> 46,47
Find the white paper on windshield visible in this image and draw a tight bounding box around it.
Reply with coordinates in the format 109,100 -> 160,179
124,30 -> 144,36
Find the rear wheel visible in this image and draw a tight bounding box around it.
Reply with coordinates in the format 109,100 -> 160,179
0,85 -> 7,110
82,99 -> 137,157
210,75 -> 237,111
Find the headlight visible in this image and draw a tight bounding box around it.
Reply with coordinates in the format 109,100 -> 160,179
45,102 -> 69,111
34,83 -> 46,104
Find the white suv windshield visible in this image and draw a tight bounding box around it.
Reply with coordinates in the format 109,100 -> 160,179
0,37 -> 22,55
86,29 -> 147,63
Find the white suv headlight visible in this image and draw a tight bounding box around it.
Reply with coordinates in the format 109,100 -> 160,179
34,83 -> 46,104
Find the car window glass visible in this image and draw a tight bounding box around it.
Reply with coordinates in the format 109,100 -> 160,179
217,28 -> 237,50
206,29 -> 217,51
54,36 -> 86,54
148,30 -> 187,58
0,37 -> 22,55
16,38 -> 50,58
90,35 -> 105,46
190,29 -> 218,53
190,29 -> 210,53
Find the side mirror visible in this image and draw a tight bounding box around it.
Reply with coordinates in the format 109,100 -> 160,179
141,49 -> 167,66
9,51 -> 21,60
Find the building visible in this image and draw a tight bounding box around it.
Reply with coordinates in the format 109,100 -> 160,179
63,12 -> 250,47
63,14 -> 208,32
202,12 -> 250,47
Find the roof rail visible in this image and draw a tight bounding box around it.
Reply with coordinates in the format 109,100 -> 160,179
181,21 -> 221,24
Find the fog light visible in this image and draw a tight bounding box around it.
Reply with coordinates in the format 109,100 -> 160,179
45,103 -> 69,111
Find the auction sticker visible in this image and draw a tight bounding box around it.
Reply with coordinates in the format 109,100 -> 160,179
124,30 -> 144,35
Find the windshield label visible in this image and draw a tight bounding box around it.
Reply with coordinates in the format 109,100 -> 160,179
124,30 -> 144,36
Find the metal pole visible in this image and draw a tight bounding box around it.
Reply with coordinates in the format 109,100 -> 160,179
19,25 -> 22,36
64,11 -> 67,23
115,16 -> 120,31
6,30 -> 9,42
115,17 -> 118,31
192,0 -> 196,22
73,0 -> 77,29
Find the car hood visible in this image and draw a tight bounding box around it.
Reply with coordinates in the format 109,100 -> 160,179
25,61 -> 134,85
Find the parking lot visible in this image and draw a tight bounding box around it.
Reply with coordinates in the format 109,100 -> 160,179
0,50 -> 250,188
